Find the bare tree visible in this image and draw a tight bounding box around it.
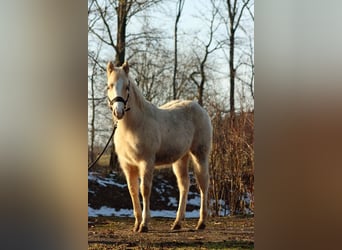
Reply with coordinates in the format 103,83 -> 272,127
89,0 -> 163,65
225,0 -> 251,115
129,16 -> 173,105
189,0 -> 223,106
172,0 -> 185,100
234,0 -> 254,104
235,33 -> 254,101
88,48 -> 101,163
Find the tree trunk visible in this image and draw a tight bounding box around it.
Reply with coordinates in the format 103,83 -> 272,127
198,63 -> 205,106
172,0 -> 185,100
110,0 -> 128,168
90,65 -> 96,163
115,0 -> 127,66
229,23 -> 235,117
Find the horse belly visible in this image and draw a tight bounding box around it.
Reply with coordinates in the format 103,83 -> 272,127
154,118 -> 194,165
155,150 -> 184,165
155,140 -> 190,166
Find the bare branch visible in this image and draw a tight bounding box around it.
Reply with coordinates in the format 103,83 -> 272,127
94,0 -> 117,53
233,0 -> 250,32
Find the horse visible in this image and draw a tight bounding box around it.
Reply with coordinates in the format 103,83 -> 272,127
106,61 -> 212,233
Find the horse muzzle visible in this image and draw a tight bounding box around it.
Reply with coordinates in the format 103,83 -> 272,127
108,96 -> 127,120
113,107 -> 125,120
113,103 -> 125,120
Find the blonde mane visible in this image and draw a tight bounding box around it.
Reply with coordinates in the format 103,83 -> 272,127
127,75 -> 147,111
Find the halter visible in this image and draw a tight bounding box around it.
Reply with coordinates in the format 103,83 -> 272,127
108,80 -> 131,112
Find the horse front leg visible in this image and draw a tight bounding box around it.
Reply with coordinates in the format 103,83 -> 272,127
122,166 -> 142,232
138,163 -> 153,233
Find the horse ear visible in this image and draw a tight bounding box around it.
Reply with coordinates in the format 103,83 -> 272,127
107,61 -> 114,76
122,61 -> 129,75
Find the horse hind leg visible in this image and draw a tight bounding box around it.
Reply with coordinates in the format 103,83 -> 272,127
190,151 -> 209,230
171,154 -> 190,230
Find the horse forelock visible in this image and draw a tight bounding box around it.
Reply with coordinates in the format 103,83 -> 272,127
107,67 -> 125,84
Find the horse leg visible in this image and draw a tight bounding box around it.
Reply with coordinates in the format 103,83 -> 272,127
138,163 -> 153,233
191,153 -> 209,230
171,154 -> 190,230
122,166 -> 142,232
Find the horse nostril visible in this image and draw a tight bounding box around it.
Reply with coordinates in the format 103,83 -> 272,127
114,109 -> 125,119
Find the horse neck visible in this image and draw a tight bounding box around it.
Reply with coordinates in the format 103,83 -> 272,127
119,82 -> 148,129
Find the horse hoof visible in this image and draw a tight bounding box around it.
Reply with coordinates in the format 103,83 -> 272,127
133,225 -> 139,232
196,223 -> 206,230
138,225 -> 148,233
171,223 -> 181,230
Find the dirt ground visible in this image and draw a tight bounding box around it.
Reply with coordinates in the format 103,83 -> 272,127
88,216 -> 254,249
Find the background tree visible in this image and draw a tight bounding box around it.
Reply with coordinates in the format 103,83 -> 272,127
128,15 -> 172,105
223,0 -> 251,116
172,0 -> 185,100
189,0 -> 223,107
88,43 -> 103,163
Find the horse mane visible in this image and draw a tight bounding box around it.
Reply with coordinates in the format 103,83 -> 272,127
128,76 -> 147,111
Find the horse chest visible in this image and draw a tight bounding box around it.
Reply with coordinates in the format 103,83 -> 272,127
115,132 -> 158,165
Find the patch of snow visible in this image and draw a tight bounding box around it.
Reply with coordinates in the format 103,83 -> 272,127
187,196 -> 200,206
88,206 -> 200,218
88,206 -> 116,217
88,172 -> 127,188
167,197 -> 178,207
116,209 -> 135,217
244,207 -> 254,215
155,187 -> 164,194
88,173 -> 97,181
185,210 -> 201,218
150,209 -> 200,218
209,199 -> 230,216
151,210 -> 176,218
219,209 -> 230,216
96,178 -> 127,188
217,199 -> 226,206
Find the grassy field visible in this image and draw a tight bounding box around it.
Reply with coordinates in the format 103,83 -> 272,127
88,216 -> 254,249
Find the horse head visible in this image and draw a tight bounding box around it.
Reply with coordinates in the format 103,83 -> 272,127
106,61 -> 130,120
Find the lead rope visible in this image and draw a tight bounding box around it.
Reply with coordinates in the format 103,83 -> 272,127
88,123 -> 117,170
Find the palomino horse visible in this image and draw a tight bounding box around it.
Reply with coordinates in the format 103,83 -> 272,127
106,61 -> 212,233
